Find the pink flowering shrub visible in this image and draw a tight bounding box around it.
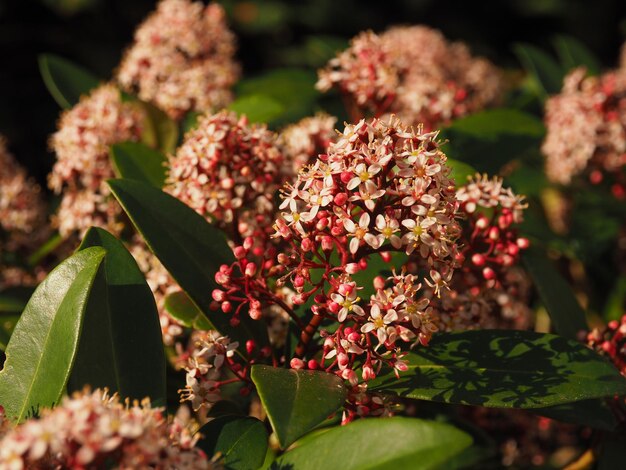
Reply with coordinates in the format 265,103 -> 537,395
4,6 -> 626,469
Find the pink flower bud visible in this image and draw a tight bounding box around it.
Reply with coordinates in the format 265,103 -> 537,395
482,267 -> 496,280
221,301 -> 232,313
308,359 -> 319,370
212,289 -> 226,302
334,192 -> 348,205
290,358 -> 305,369
301,238 -> 313,252
233,246 -> 247,259
362,364 -> 376,381
246,340 -> 256,354
294,275 -> 305,288
471,254 -> 485,266
373,276 -> 385,290
476,216 -> 489,230
345,263 -> 359,274
516,237 -> 530,249
244,263 -> 256,277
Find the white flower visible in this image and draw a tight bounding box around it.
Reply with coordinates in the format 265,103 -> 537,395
361,303 -> 398,344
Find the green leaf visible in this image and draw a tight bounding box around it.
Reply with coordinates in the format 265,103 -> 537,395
273,417 -> 472,470
369,330 -> 626,409
27,233 -> 64,267
228,95 -> 286,125
196,415 -> 268,470
604,276 -> 626,322
536,399 -> 618,430
38,54 -> 100,108
521,248 -> 588,340
553,35 -> 602,75
440,109 -> 545,173
0,247 -> 105,422
110,141 -> 167,188
251,365 -> 347,448
182,111 -> 202,134
235,69 -> 319,125
164,291 -> 212,330
68,227 -> 166,405
513,43 -> 565,99
447,159 -> 477,186
137,100 -> 179,154
108,179 -> 268,348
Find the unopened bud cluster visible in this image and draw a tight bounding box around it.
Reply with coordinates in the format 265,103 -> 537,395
317,26 -> 502,129
49,84 -> 144,238
117,0 -> 239,119
543,66 -> 626,197
432,174 -> 532,330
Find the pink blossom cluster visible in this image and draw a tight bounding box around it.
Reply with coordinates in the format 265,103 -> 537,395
432,174 -> 532,330
49,84 -> 144,238
167,110 -> 286,244
0,136 -> 47,241
0,136 -> 49,290
117,0 -> 240,120
213,116 -> 461,386
0,389 -> 215,469
317,26 -> 502,129
543,67 -> 626,196
178,330 -> 249,411
585,314 -> 626,376
278,113 -> 338,174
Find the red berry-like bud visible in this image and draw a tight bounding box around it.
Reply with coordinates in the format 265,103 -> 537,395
334,192 -> 348,205
516,237 -> 530,249
482,267 -> 496,280
308,359 -> 319,370
212,289 -> 226,302
221,301 -> 232,313
246,340 -> 256,354
471,254 -> 486,266
233,246 -> 247,259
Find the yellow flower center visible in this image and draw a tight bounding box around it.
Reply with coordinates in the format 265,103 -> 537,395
373,317 -> 385,329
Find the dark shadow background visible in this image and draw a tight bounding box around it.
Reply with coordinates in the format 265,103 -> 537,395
2,0 -> 626,186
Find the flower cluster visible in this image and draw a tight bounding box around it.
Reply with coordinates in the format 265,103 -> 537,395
0,389 -> 216,469
278,113 -> 338,174
543,67 -> 626,195
585,314 -> 626,376
49,84 -> 144,238
431,174 -> 532,330
178,330 -> 244,411
317,26 -> 502,129
0,136 -> 47,242
213,116 -> 461,386
167,110 -> 286,244
117,0 -> 239,120
0,136 -> 49,290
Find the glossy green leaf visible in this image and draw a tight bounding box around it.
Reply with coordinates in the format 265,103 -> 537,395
447,159 -> 477,186
536,399 -> 618,430
0,248 -> 105,422
68,228 -> 166,405
513,43 -> 565,99
164,291 -> 212,330
110,141 -> 167,188
251,365 -> 347,448
138,100 -> 179,154
235,68 -> 319,125
522,248 -> 588,340
38,54 -> 100,108
273,417 -> 472,470
369,330 -> 626,409
440,109 -> 545,173
604,277 -> 626,322
553,35 -> 602,75
108,179 -> 268,348
228,95 -> 285,125
196,415 -> 268,470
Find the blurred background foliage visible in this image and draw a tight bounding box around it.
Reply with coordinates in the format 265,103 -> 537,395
2,0 -> 626,186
